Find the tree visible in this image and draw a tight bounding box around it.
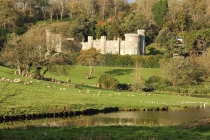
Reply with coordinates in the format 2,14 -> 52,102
0,25 -> 72,78
135,0 -> 156,26
37,0 -> 49,20
123,14 -> 148,33
199,48 -> 210,81
155,27 -> 174,48
53,0 -> 67,20
97,73 -> 119,90
189,29 -> 210,53
66,0 -> 80,19
174,11 -> 190,33
151,0 -> 168,27
79,0 -> 99,18
97,0 -> 113,20
182,0 -> 207,30
0,0 -> 20,29
161,57 -> 205,87
77,48 -> 105,66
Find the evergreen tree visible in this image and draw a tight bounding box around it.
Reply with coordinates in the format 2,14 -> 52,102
151,0 -> 168,27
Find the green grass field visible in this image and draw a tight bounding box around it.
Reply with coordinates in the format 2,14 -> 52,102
0,65 -> 210,140
1,122 -> 210,140
44,65 -> 163,85
0,65 -> 209,115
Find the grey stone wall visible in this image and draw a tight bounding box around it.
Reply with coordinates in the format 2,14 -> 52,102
46,29 -> 146,55
80,30 -> 146,55
46,30 -> 62,55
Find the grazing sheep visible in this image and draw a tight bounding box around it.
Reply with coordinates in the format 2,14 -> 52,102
14,78 -> 21,83
5,79 -> 10,82
24,82 -> 30,85
1,77 -> 6,81
142,93 -> 146,96
86,89 -> 90,93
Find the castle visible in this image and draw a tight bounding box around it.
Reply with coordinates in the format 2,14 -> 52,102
80,30 -> 146,55
46,29 -> 146,55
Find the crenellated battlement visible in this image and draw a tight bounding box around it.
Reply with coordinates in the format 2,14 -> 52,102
81,30 -> 146,55
46,29 -> 146,55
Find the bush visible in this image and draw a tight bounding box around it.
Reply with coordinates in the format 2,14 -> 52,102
144,76 -> 170,91
97,74 -> 119,90
130,82 -> 145,92
103,54 -> 162,68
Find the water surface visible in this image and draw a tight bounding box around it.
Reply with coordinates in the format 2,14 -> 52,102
1,106 -> 209,128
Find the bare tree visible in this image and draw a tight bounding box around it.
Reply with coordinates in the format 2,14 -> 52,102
66,0 -> 79,18
0,0 -> 20,28
182,0 -> 207,29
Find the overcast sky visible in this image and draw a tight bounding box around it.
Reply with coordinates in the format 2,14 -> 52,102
128,0 -> 136,3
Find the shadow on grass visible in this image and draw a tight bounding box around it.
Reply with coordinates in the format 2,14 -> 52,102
104,69 -> 134,76
88,76 -> 97,79
1,124 -> 209,140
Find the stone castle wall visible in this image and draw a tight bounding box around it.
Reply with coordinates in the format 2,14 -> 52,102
46,30 -> 62,55
46,29 -> 146,55
80,30 -> 146,55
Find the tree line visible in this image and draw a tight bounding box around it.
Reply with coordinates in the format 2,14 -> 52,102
1,0 -> 210,95
1,0 -> 210,45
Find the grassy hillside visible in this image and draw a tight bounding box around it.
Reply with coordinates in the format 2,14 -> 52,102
44,65 -> 163,85
0,65 -> 209,116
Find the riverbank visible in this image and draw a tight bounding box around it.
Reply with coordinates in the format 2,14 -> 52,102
1,118 -> 210,140
1,81 -> 209,117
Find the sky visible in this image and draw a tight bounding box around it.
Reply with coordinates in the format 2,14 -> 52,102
128,0 -> 136,3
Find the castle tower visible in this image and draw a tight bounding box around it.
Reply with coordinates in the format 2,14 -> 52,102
46,30 -> 62,55
124,33 -> 140,55
100,36 -> 106,54
46,29 -> 52,50
137,29 -> 146,55
116,37 -> 120,54
88,36 -> 93,49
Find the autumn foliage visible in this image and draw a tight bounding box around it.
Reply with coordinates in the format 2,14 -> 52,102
77,48 -> 105,66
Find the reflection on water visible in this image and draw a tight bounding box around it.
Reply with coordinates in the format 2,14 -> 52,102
1,106 -> 210,128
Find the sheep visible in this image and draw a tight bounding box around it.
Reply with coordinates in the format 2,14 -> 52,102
1,77 -> 6,81
24,82 -> 30,85
13,78 -> 21,83
142,93 -> 146,96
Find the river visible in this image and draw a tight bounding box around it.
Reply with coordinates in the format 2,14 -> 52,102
1,106 -> 209,129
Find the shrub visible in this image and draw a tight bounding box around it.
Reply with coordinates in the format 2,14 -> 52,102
144,76 -> 170,91
130,82 -> 145,92
97,73 -> 119,90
